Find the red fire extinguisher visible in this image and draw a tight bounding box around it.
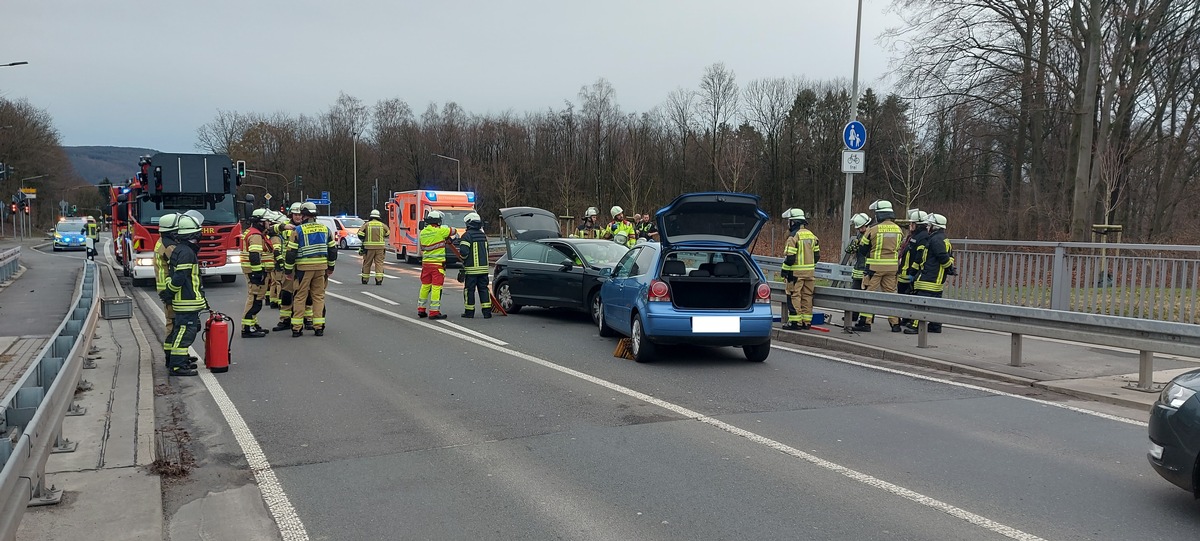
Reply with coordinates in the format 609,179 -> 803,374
202,311 -> 233,373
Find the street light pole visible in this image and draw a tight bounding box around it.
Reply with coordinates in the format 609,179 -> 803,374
433,154 -> 461,191
841,0 -> 864,255
352,131 -> 359,216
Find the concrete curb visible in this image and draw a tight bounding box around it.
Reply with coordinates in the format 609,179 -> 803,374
1030,381 -> 1155,412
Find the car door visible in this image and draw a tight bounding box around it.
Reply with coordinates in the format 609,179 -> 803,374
505,239 -> 556,306
605,246 -> 643,334
544,242 -> 586,308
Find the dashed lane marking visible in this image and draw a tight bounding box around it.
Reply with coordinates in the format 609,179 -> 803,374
361,291 -> 399,305
436,319 -> 508,346
327,291 -> 1047,541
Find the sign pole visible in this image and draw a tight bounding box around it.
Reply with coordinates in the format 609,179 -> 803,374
842,0 -> 864,255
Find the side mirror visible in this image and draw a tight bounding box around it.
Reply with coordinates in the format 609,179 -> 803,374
116,205 -> 128,222
559,259 -> 573,271
599,267 -> 612,277
418,220 -> 426,229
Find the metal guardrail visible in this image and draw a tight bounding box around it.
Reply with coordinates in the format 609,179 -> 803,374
753,255 -> 853,283
0,260 -> 97,540
0,247 -> 18,282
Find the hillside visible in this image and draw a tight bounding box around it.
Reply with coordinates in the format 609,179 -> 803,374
64,146 -> 158,185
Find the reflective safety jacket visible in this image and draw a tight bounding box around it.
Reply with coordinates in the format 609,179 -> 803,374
858,220 -> 903,272
240,226 -> 273,273
87,222 -> 99,241
898,230 -> 929,283
457,227 -> 489,275
572,221 -> 604,239
635,221 -> 657,240
167,242 -> 206,313
154,237 -> 177,293
357,219 -> 389,248
268,228 -> 285,267
601,220 -> 637,247
420,224 -> 453,264
782,227 -> 820,276
848,233 -> 867,280
284,221 -> 338,272
913,230 -> 954,293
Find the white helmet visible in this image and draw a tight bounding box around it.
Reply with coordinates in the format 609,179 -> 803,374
176,215 -> 202,236
613,232 -> 629,245
925,213 -> 947,230
584,207 -> 599,218
184,210 -> 205,226
369,209 -> 381,219
906,208 -> 924,221
158,213 -> 182,233
782,208 -> 806,221
251,208 -> 267,220
289,202 -> 303,214
463,212 -> 481,226
426,210 -> 444,224
610,205 -> 623,217
850,212 -> 871,229
301,202 -> 318,215
868,200 -> 893,212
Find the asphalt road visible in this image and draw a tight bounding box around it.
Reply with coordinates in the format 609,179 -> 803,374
1,243 -> 83,335
150,250 -> 1200,540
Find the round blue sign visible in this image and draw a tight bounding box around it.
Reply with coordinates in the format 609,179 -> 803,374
843,121 -> 866,151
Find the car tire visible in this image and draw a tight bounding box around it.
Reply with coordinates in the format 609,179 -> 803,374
339,238 -> 348,250
631,316 -> 655,363
597,295 -> 617,337
743,340 -> 770,362
221,274 -> 237,284
403,247 -> 419,264
589,290 -> 603,326
53,246 -> 61,252
496,280 -> 522,314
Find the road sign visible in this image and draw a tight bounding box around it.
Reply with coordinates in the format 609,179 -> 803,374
264,193 -> 272,201
841,150 -> 866,174
306,198 -> 331,206
843,121 -> 866,151
321,191 -> 329,200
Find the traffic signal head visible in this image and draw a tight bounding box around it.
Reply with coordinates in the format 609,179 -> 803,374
8,202 -> 14,213
236,160 -> 246,178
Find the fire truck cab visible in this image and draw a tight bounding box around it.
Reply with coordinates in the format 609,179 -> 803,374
385,190 -> 476,265
110,153 -> 244,286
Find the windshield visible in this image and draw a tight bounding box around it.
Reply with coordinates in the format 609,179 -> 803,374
575,242 -> 630,267
337,217 -> 364,228
432,209 -> 473,230
56,222 -> 87,234
136,193 -> 238,225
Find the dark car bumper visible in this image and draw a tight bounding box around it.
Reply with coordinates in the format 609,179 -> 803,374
1148,402 -> 1199,495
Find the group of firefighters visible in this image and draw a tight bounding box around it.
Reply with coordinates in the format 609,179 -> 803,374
780,199 -> 954,333
571,206 -> 658,245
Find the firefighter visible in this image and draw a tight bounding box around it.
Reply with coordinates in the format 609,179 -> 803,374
271,207 -> 300,331
906,213 -> 954,334
86,219 -> 100,260
283,202 -> 337,337
897,209 -> 928,296
635,213 -> 658,241
602,206 -> 637,247
154,213 -> 192,369
846,212 -> 871,327
240,208 -> 272,338
265,211 -> 286,308
417,210 -> 454,319
573,207 -> 603,238
458,212 -> 491,319
853,200 -> 904,332
357,209 -> 389,285
160,214 -> 206,377
781,208 -> 820,330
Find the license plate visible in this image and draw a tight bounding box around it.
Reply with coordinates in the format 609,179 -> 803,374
199,267 -> 208,275
692,316 -> 740,333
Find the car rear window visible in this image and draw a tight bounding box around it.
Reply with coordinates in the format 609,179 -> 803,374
661,250 -> 752,278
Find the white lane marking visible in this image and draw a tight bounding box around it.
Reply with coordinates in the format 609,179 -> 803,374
327,292 -> 1045,541
361,291 -> 399,305
772,344 -> 1148,427
137,290 -> 310,541
328,278 -> 342,284
436,319 -> 508,346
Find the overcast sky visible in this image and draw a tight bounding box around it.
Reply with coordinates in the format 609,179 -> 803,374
3,0 -> 896,152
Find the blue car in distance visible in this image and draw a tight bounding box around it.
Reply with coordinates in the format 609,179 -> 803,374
53,220 -> 89,251
598,192 -> 774,363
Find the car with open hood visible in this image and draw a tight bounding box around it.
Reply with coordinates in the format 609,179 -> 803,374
1148,368 -> 1200,497
493,207 -> 631,323
597,192 -> 774,363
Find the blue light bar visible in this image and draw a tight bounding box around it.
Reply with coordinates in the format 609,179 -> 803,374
466,192 -> 475,203
425,191 -> 438,201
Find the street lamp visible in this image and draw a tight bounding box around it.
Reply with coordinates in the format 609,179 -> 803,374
352,131 -> 359,216
1,62 -> 28,68
432,154 -> 460,191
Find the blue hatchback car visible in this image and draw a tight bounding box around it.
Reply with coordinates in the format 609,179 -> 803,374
598,192 -> 774,363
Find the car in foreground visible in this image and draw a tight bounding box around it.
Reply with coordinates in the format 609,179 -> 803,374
1148,369 -> 1200,497
52,220 -> 89,251
493,206 -> 630,323
598,192 -> 774,363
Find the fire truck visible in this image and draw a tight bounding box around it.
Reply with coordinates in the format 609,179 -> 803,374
384,190 -> 477,265
110,153 -> 244,286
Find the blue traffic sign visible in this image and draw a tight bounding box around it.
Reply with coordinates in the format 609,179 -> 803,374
321,191 -> 330,200
843,121 -> 866,151
306,198 -> 331,206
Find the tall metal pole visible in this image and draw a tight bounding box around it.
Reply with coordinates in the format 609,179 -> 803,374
456,160 -> 461,191
841,0 -> 864,254
352,131 -> 359,216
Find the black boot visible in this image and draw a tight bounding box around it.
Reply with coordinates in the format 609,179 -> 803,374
314,327 -> 324,336
291,329 -> 303,337
482,309 -> 492,319
891,324 -> 903,333
242,325 -> 268,338
304,320 -> 314,330
852,322 -> 872,332
461,311 -> 475,318
903,325 -> 920,334
273,320 -> 291,332
375,280 -> 383,285
362,278 -> 369,285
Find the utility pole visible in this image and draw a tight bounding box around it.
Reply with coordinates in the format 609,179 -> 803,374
352,131 -> 359,216
841,0 -> 864,254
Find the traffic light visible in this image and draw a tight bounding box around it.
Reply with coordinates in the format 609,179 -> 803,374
71,204 -> 77,215
8,202 -> 14,214
236,160 -> 246,178
22,201 -> 29,214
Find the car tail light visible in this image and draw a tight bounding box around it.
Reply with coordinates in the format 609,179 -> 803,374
649,279 -> 671,302
755,282 -> 772,304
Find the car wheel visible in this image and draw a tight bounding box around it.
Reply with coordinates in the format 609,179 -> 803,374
631,316 -> 655,363
597,295 -> 617,337
221,274 -> 237,284
496,280 -> 522,314
53,246 -> 61,252
743,340 -> 771,362
589,290 -> 603,326
403,247 -> 419,264
339,238 -> 348,250
396,248 -> 405,261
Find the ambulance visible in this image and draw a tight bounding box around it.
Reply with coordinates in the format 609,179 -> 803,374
385,190 -> 477,265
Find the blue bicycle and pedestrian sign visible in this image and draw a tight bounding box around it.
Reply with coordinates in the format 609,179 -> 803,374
843,121 -> 866,150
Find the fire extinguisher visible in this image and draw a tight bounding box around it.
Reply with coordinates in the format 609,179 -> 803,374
202,311 -> 233,373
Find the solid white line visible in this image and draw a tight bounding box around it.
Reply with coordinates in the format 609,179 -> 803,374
361,291 -> 399,305
328,278 -> 342,284
436,319 -> 508,346
137,289 -> 310,541
771,344 -> 1149,427
327,291 -> 1045,541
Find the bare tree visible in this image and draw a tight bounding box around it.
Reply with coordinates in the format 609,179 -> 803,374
698,63 -> 740,189
195,109 -> 249,154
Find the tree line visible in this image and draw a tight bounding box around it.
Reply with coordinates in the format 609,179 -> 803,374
0,97 -> 93,231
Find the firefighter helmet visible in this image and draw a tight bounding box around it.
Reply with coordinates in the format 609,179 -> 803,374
176,215 -> 202,237
868,200 -> 893,212
925,213 -> 947,230
289,202 -> 302,214
463,212 -> 482,227
426,210 -> 443,225
301,202 -> 318,215
851,213 -> 871,229
159,213 -> 182,233
251,208 -> 267,221
369,209 -> 381,219
613,232 -> 629,245
184,210 -> 205,226
782,208 -> 806,221
584,207 -> 599,218
610,205 -> 623,217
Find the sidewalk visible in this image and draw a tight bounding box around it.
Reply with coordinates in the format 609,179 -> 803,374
772,305 -> 1198,411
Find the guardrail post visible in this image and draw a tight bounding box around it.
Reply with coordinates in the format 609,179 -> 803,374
1010,333 -> 1023,367
1051,245 -> 1069,311
1126,350 -> 1157,392
842,310 -> 854,334
917,321 -> 930,348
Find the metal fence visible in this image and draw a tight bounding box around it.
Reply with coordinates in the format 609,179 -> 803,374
0,260 -> 97,541
948,240 -> 1200,324
0,247 -> 18,282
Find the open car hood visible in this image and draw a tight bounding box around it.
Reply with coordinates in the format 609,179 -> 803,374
500,207 -> 560,240
655,192 -> 768,249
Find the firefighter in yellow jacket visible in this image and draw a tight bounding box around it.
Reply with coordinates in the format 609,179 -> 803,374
853,200 -> 904,332
417,210 -> 455,319
154,213 -> 189,368
240,208 -> 272,338
283,202 -> 337,337
357,209 -> 389,285
781,208 -> 820,330
160,214 -> 207,377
